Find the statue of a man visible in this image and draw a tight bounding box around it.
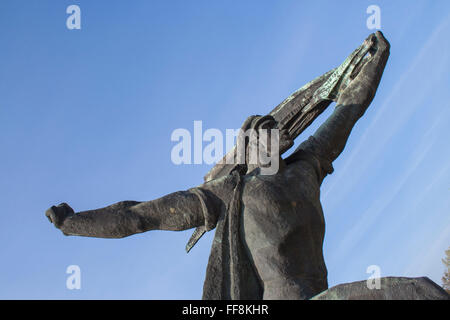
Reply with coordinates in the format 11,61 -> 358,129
46,32 -> 390,300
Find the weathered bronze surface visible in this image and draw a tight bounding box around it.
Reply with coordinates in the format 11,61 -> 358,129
46,32 -> 394,300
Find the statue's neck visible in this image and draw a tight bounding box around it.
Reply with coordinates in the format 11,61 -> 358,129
246,157 -> 285,176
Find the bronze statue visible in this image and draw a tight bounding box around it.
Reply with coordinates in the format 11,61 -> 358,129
46,31 -> 390,300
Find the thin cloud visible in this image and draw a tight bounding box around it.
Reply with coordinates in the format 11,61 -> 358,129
329,111 -> 444,263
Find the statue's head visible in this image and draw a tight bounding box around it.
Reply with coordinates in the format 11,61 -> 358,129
235,115 -> 293,175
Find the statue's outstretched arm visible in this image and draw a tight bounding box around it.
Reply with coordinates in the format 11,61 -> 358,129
301,31 -> 390,165
45,176 -> 233,238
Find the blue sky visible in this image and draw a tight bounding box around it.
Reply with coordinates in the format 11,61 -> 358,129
0,0 -> 449,299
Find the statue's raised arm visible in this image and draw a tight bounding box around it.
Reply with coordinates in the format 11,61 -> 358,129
288,31 -> 390,168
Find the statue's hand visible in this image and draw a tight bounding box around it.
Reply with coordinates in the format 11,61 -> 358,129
337,31 -> 390,107
371,31 -> 390,57
45,203 -> 74,229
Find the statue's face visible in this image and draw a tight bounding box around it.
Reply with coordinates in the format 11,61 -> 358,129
245,118 -> 293,175
253,119 -> 293,156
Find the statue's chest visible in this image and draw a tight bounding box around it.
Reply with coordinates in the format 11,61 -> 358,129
241,162 -> 324,236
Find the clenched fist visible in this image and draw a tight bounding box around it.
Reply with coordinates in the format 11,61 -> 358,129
45,203 -> 74,229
